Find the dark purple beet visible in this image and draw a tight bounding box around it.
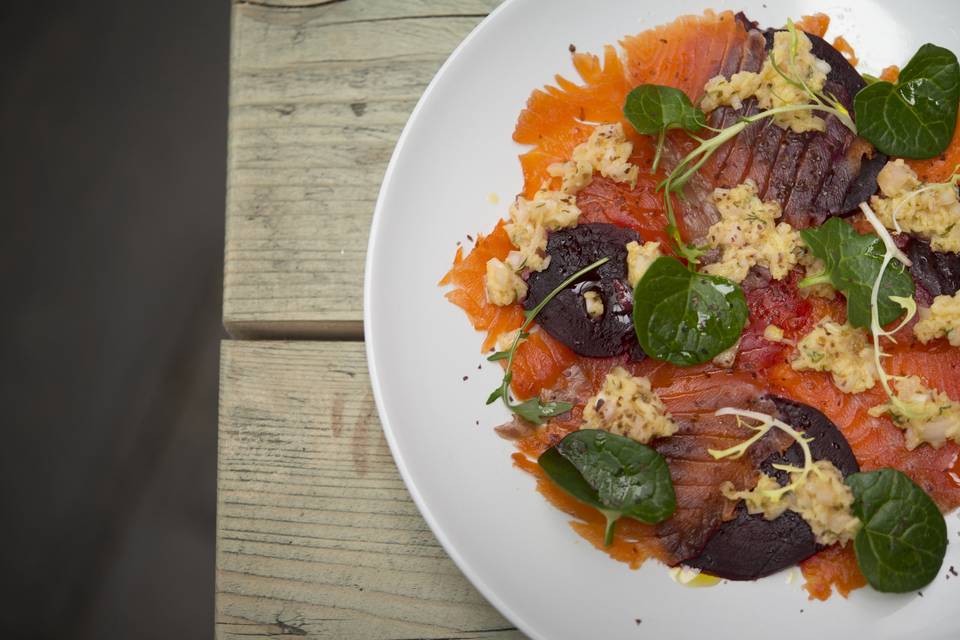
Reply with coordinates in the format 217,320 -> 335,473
908,237 -> 960,298
685,505 -> 818,581
807,34 -> 866,110
761,396 -> 860,478
734,24 -> 886,224
758,29 -> 865,109
685,396 -> 859,580
840,150 -> 887,213
524,223 -> 642,358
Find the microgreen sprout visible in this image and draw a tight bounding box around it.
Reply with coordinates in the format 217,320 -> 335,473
486,257 -> 610,423
658,104 -> 839,262
858,201 -> 939,424
768,19 -> 857,133
708,407 -> 820,502
647,23 -> 858,265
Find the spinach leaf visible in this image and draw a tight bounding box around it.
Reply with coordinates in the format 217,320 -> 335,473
632,256 -> 748,366
846,468 -> 947,593
538,429 -> 676,546
624,85 -> 706,135
800,218 -> 914,328
854,44 -> 960,158
624,85 -> 706,172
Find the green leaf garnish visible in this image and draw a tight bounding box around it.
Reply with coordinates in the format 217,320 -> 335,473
486,257 -> 609,424
854,43 -> 960,158
846,468 -> 947,593
623,85 -> 706,173
538,429 -> 676,546
857,201 -> 940,425
632,256 -> 748,366
799,218 -> 914,328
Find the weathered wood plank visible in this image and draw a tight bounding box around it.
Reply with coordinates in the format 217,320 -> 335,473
217,341 -> 525,639
225,0 -> 502,337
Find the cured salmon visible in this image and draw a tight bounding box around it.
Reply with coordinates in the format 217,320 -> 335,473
440,10 -> 960,599
439,221 -> 524,351
515,360 -> 797,565
671,16 -> 885,240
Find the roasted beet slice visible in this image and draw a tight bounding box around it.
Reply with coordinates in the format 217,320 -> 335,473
807,34 -> 867,108
758,30 -> 865,109
771,31 -> 886,223
685,396 -> 859,580
840,149 -> 887,213
524,223 -> 641,358
679,19 -> 887,235
686,505 -> 818,580
762,396 -> 860,478
908,237 -> 960,299
695,22 -> 883,227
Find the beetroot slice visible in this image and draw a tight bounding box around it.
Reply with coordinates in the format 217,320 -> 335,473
719,18 -> 887,224
524,223 -> 642,358
684,396 -> 859,580
908,236 -> 960,299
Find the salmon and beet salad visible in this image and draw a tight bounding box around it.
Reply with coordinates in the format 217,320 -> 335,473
440,11 -> 960,599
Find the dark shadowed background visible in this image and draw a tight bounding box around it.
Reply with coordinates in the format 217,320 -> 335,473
1,1 -> 228,637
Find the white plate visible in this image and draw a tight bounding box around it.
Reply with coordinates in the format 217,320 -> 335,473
364,1 -> 960,638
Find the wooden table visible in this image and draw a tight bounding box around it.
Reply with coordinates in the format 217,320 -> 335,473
218,1 -> 524,637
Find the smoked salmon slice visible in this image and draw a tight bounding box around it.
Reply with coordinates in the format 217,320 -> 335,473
670,15 -> 885,241
441,10 -> 960,599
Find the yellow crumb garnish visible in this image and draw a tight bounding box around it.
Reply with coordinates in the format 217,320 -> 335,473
790,319 -> 877,394
764,325 -> 785,343
702,180 -> 802,283
582,367 -> 678,444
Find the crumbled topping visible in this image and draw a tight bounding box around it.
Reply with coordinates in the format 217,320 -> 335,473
504,188 -> 580,273
723,460 -> 860,546
870,160 -> 960,253
701,71 -> 763,113
763,325 -> 785,342
723,474 -> 790,520
485,122 -> 639,302
915,292 -> 960,347
869,376 -> 960,450
876,157 -> 921,197
548,123 -> 639,193
700,29 -> 832,133
712,338 -> 740,368
581,366 -> 678,444
485,257 -> 527,306
702,180 -> 803,283
791,318 -> 878,394
790,460 -> 861,546
625,240 -> 662,288
583,290 -> 604,318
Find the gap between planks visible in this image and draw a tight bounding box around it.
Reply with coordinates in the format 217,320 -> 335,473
226,319 -> 364,340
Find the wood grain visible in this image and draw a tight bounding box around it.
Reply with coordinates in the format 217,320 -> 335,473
224,0 -> 502,337
217,341 -> 525,639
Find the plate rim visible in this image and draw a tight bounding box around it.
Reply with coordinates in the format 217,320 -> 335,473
362,0 -> 542,637
362,2 -> 958,637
